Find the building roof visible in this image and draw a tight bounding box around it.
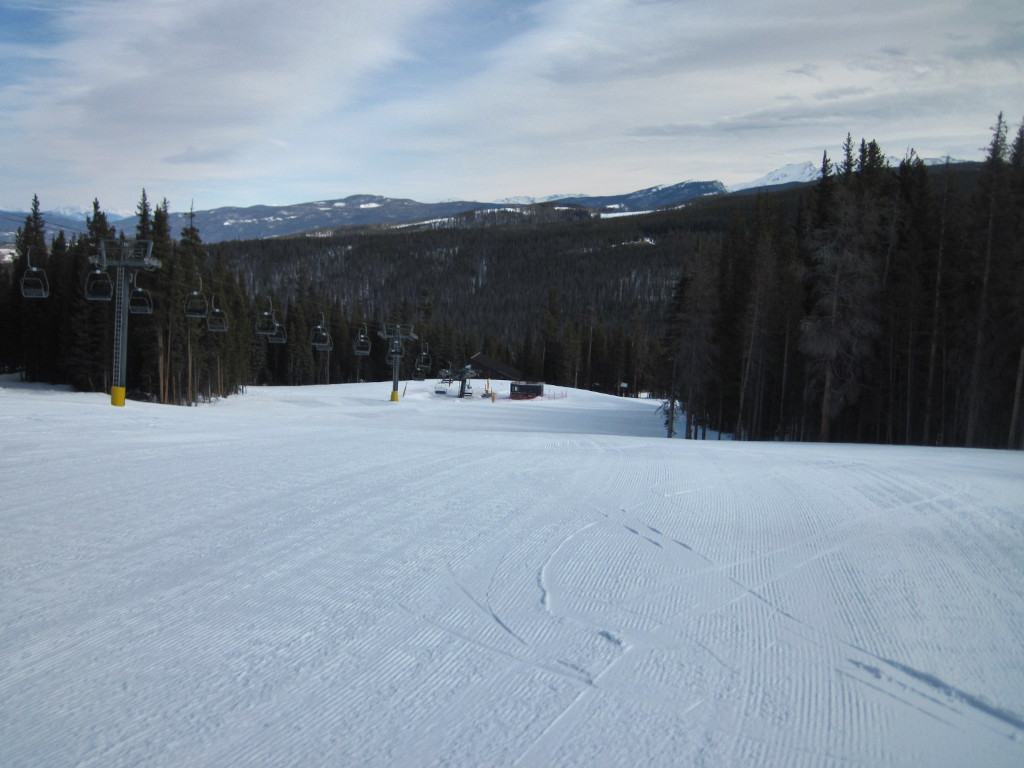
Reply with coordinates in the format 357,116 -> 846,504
470,352 -> 522,381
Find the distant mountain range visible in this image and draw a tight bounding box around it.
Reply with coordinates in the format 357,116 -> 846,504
0,157 -> 968,247
1,182 -> 727,245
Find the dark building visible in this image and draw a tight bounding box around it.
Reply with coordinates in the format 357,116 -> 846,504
510,381 -> 544,400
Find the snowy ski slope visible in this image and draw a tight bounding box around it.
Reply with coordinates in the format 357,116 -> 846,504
2,376 -> 1023,767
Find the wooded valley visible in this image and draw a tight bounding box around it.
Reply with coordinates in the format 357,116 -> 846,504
3,116 -> 1022,448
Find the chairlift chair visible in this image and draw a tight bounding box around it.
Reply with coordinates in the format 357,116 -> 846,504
128,272 -> 153,315
268,319 -> 287,344
310,314 -> 333,351
354,325 -> 371,356
183,275 -> 209,319
206,294 -> 228,332
84,268 -> 114,301
20,268 -> 50,299
19,249 -> 50,299
416,343 -> 431,372
254,297 -> 277,335
311,327 -> 333,351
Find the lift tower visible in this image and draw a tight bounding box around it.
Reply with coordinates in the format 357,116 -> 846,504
95,239 -> 161,406
379,323 -> 417,401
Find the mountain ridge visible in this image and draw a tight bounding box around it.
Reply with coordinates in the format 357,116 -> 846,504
2,181 -> 729,245
1,157 -> 974,246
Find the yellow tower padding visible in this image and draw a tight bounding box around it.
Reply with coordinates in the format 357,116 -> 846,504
111,386 -> 126,407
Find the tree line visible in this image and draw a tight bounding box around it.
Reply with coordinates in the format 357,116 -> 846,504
1,193 -> 254,404
663,115 -> 1024,448
2,115 -> 1021,447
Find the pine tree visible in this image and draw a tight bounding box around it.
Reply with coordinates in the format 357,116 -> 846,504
801,186 -> 882,442
840,133 -> 856,183
964,113 -> 1009,446
662,238 -> 719,438
814,151 -> 836,227
150,199 -> 177,403
15,196 -> 50,380
63,201 -> 117,391
0,255 -> 18,373
1005,119 -> 1024,448
179,207 -> 208,404
45,230 -> 76,384
135,189 -> 153,241
735,198 -> 781,439
15,195 -> 47,257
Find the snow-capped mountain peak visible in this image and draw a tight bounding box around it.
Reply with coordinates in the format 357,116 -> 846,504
727,162 -> 821,192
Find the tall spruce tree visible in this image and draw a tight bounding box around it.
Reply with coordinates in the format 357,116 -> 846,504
662,238 -> 719,438
964,113 -> 1009,446
179,207 -> 207,404
801,183 -> 882,442
64,200 -> 117,391
135,189 -> 153,241
1005,119 -> 1024,448
15,196 -> 49,380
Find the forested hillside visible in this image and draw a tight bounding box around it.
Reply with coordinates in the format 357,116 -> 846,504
3,116 -> 1022,448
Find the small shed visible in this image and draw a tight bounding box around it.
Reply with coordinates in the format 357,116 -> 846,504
510,381 -> 544,400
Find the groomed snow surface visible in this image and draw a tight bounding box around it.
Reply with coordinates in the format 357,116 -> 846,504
2,375 -> 1023,767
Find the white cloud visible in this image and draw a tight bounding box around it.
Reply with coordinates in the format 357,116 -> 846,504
0,0 -> 1020,212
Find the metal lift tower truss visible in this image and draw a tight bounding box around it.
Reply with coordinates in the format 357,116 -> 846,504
97,239 -> 160,407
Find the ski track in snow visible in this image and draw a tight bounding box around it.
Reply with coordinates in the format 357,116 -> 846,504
2,377 -> 1023,767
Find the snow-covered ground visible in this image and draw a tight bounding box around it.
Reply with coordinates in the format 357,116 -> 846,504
2,375 -> 1022,767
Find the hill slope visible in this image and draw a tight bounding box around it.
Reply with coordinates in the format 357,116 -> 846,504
2,376 -> 1022,767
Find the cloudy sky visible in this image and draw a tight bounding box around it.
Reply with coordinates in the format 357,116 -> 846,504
1,0 -> 1021,215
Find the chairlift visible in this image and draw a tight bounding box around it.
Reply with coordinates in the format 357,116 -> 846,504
254,297 -> 276,335
128,272 -> 153,315
354,325 -> 371,356
183,274 -> 209,319
267,316 -> 287,344
19,248 -> 50,299
206,294 -> 228,332
416,343 -> 432,372
84,265 -> 114,301
310,314 -> 333,352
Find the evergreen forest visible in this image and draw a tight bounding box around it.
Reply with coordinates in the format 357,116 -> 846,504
3,115 -> 1022,449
